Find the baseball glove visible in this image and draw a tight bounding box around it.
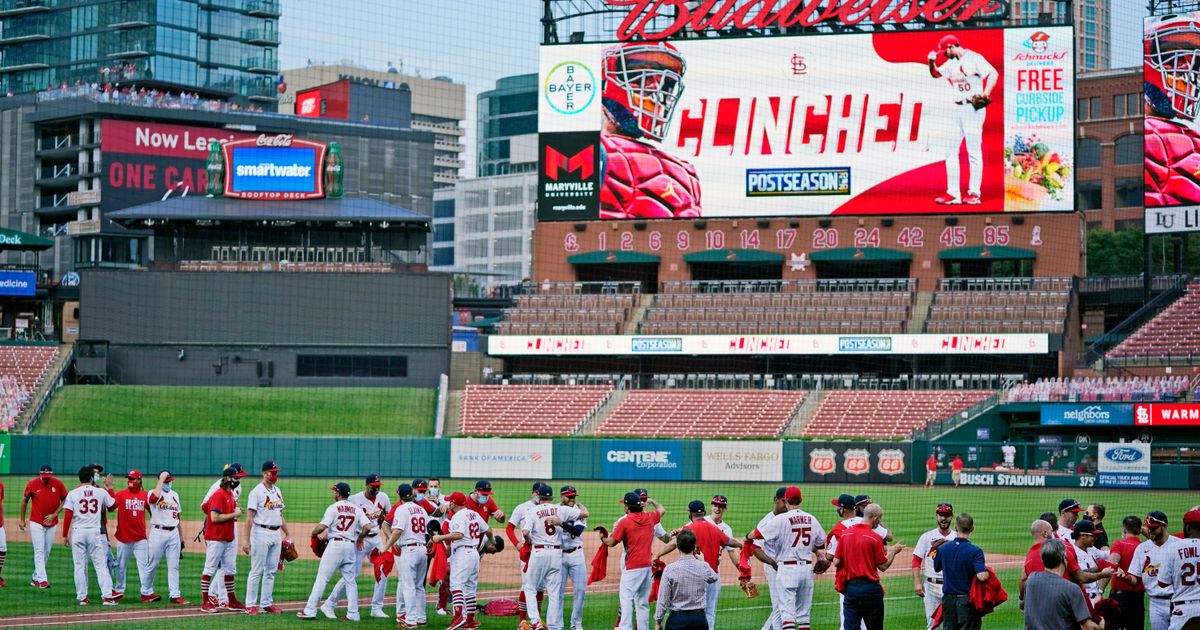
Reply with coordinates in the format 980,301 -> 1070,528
970,94 -> 991,111
310,535 -> 328,558
491,536 -> 505,553
813,555 -> 833,575
281,539 -> 299,562
740,580 -> 760,599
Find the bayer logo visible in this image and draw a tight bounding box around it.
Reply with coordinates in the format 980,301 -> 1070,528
544,61 -> 596,116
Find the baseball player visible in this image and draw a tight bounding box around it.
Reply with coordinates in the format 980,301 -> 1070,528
1056,498 -> 1084,541
383,483 -> 430,628
927,34 -> 997,205
421,478 -> 454,616
912,503 -> 957,629
611,488 -> 672,630
602,491 -> 664,630
466,479 -> 507,523
1107,515 -> 1148,630
747,486 -> 827,630
558,485 -> 588,630
145,470 -> 187,605
1158,509 -> 1200,629
0,479 -> 6,587
521,484 -> 587,630
88,463 -> 119,585
433,491 -> 498,630
243,460 -> 288,615
62,466 -> 117,605
109,470 -> 153,602
829,494 -> 891,630
21,463 -> 66,589
656,499 -> 739,630
1001,441 -> 1017,470
200,466 -> 244,613
749,488 -> 789,630
201,462 -> 248,608
509,482 -> 548,625
1071,520 -> 1111,604
1125,511 -> 1181,630
297,482 -> 371,621
322,473 -> 392,619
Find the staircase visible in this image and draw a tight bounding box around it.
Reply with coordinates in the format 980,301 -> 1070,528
576,388 -> 629,435
908,291 -> 934,333
19,344 -> 73,433
782,390 -> 826,437
623,295 -> 653,335
445,390 -> 465,436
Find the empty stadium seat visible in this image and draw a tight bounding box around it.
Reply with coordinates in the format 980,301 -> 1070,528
459,384 -> 612,436
0,344 -> 59,431
1109,281 -> 1200,360
800,390 -> 991,440
926,277 -> 1072,334
593,390 -> 807,438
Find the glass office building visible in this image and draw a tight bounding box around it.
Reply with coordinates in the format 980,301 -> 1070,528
0,0 -> 280,102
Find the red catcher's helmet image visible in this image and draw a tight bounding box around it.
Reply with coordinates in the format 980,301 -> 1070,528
1145,14 -> 1200,122
602,41 -> 687,142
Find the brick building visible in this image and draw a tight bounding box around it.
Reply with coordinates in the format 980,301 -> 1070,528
1075,67 -> 1143,231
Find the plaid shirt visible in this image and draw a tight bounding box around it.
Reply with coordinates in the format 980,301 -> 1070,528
654,555 -> 719,621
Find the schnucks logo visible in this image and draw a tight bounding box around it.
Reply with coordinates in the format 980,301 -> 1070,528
1102,446 -> 1144,464
544,145 -> 594,181
844,449 -> 870,475
809,448 -> 836,475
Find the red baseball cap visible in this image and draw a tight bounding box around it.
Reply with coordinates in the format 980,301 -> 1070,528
938,35 -> 961,53
783,486 -> 802,503
936,503 -> 954,516
447,492 -> 468,506
125,470 -> 142,480
1184,510 -> 1200,525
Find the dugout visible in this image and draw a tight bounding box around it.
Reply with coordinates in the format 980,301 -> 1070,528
810,247 -> 912,279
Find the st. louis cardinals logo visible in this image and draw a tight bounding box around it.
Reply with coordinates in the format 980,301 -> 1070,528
545,145 -> 595,181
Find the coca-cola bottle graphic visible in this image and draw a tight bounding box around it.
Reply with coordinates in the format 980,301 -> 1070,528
205,143 -> 224,197
324,142 -> 344,198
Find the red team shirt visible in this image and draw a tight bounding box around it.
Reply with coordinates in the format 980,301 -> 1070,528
1024,539 -> 1081,577
1109,535 -> 1145,592
951,459 -> 964,472
835,523 -> 887,583
612,511 -> 663,570
465,495 -> 501,522
24,477 -> 68,526
202,487 -> 238,542
112,488 -> 149,543
686,518 -> 730,572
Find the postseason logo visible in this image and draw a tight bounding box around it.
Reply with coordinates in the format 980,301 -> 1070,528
746,167 -> 851,197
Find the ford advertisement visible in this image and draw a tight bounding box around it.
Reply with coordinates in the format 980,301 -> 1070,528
601,440 -> 682,480
1096,442 -> 1150,488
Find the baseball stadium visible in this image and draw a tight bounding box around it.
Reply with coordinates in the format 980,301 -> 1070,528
0,0 -> 1198,629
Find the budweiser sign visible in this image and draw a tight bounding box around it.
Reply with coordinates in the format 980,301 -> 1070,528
606,0 -> 1008,41
256,134 -> 295,147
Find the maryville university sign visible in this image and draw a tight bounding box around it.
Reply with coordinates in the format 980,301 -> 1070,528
606,0 -> 1008,40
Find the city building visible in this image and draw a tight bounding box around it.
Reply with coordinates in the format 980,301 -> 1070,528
1075,67 -> 1142,231
435,172 -> 536,284
476,73 -> 536,177
279,64 -> 466,187
1007,0 -> 1109,71
432,186 -> 455,269
0,0 -> 282,103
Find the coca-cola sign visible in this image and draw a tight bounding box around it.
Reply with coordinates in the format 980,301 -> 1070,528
221,137 -> 328,201
256,134 -> 295,147
605,0 -> 1008,41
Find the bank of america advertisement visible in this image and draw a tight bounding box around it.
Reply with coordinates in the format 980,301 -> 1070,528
538,27 -> 1074,220
1144,13 -> 1200,234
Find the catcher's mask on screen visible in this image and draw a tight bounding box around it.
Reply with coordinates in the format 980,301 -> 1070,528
603,41 -> 686,142
1145,14 -> 1200,121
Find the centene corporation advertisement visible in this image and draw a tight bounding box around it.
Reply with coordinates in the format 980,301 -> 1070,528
538,26 -> 1073,220
1096,442 -> 1151,489
100,120 -> 260,212
602,440 -> 682,480
489,333 -> 1049,356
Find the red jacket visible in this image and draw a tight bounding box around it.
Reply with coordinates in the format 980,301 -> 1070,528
969,567 -> 1008,615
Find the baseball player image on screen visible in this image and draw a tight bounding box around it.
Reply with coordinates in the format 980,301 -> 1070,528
927,34 -> 998,206
600,41 -> 702,220
382,483 -> 430,628
297,483 -> 371,621
1145,14 -> 1200,206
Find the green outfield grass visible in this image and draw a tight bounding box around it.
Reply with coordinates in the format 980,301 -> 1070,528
35,386 -> 436,436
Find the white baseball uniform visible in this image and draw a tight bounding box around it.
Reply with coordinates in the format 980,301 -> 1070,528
244,482 -> 285,608
389,501 -> 430,625
1132,537 -> 1181,630
202,479 -> 241,603
145,487 -> 183,599
1001,444 -> 1016,468
510,497 -> 540,617
302,500 -> 370,621
703,516 -> 736,630
754,508 -> 827,630
448,507 -> 490,621
756,511 -> 784,630
1075,541 -> 1103,601
1161,537 -> 1200,630
325,490 -> 391,616
64,485 -> 117,601
913,528 -> 957,628
559,502 -> 588,629
936,49 -> 996,199
522,503 -> 582,630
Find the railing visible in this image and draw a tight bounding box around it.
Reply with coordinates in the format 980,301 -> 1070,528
244,0 -> 280,15
936,276 -> 1073,292
513,280 -> 642,296
0,0 -> 55,12
661,277 -> 916,294
36,134 -> 76,151
22,344 -> 71,434
911,392 -> 1000,441
241,56 -> 279,72
1090,274 -> 1193,365
240,27 -> 279,44
1079,274 -> 1191,293
484,372 -> 1025,391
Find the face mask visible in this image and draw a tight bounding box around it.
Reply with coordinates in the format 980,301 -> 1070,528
230,480 -> 240,489
428,488 -> 440,498
93,474 -> 100,484
162,482 -> 172,493
128,481 -> 139,491
267,472 -> 278,483
416,492 -> 425,501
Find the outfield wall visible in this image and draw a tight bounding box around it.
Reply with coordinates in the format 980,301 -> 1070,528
3,435 -> 1193,489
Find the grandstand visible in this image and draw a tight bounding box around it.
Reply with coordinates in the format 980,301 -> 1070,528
800,390 -> 994,440
593,389 -> 807,438
1007,375 -> 1190,402
1108,280 -> 1200,360
0,344 -> 60,431
926,277 -> 1072,334
458,384 -> 613,435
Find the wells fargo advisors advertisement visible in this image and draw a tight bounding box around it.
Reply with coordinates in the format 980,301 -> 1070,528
538,26 -> 1074,220
100,120 -> 259,212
